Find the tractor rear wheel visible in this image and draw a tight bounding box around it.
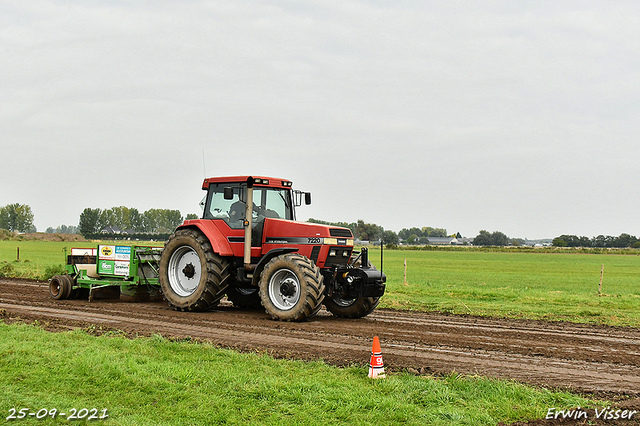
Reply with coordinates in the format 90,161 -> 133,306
324,296 -> 380,318
226,285 -> 263,310
159,229 -> 231,312
49,275 -> 72,300
258,253 -> 324,321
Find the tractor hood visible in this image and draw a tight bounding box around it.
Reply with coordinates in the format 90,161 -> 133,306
262,219 -> 354,247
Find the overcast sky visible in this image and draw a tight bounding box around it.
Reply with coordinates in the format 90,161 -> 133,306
2,1 -> 638,239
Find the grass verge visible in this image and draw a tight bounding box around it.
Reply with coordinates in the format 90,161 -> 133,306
377,248 -> 640,326
0,321 -> 595,425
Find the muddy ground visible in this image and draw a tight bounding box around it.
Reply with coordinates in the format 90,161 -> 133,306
1,278 -> 639,425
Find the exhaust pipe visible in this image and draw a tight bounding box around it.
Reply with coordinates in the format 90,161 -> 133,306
243,178 -> 254,270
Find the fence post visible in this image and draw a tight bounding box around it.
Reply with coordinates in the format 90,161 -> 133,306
599,264 -> 604,295
403,258 -> 408,285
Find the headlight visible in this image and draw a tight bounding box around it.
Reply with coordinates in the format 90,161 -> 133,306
329,250 -> 337,257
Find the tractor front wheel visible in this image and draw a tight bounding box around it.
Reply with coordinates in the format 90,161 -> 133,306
159,229 -> 231,311
258,253 -> 324,321
323,296 -> 380,318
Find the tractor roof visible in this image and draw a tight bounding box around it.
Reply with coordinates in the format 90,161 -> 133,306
202,176 -> 292,190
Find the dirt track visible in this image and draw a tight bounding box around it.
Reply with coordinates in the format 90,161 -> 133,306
2,279 -> 640,398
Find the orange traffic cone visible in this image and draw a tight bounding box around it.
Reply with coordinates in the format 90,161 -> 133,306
368,336 -> 386,379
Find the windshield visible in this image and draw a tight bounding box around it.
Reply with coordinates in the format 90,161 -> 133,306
204,184 -> 293,229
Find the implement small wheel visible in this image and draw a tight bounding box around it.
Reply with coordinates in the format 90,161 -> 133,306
49,275 -> 72,300
259,253 -> 324,321
159,229 -> 231,311
324,296 -> 380,318
66,275 -> 81,299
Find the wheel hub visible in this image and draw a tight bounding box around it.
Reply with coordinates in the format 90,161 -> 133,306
167,246 -> 202,297
268,268 -> 301,311
280,279 -> 296,297
182,262 -> 196,279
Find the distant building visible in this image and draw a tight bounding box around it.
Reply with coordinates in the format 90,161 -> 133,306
426,237 -> 459,245
101,226 -> 124,234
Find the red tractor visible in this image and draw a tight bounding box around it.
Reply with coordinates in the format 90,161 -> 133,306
158,176 -> 386,321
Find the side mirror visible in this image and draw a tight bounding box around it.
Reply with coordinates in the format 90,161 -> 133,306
305,192 -> 311,205
223,187 -> 234,200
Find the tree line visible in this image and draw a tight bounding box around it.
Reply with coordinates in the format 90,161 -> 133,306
0,204 -> 36,233
308,219 -> 463,246
308,219 -> 400,244
79,206 -> 193,236
552,234 -> 640,248
308,221 -> 519,247
4,202 -> 639,249
472,230 -> 510,246
46,225 -> 79,234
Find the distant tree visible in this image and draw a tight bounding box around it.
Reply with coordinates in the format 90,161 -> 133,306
421,227 -> 434,237
591,235 -> 608,248
473,230 -> 492,246
511,238 -> 527,246
381,230 -> 398,245
143,209 -> 183,233
95,206 -> 144,231
0,203 -> 36,233
54,225 -> 79,234
129,208 -> 144,231
577,236 -> 591,247
185,213 -> 199,220
613,233 -> 637,248
550,233 -> 640,248
553,234 -> 591,247
399,227 -> 423,240
427,228 -> 447,237
79,208 -> 103,236
354,220 -> 383,241
472,230 -> 509,246
99,209 -> 116,230
490,231 -> 510,246
552,237 -> 568,247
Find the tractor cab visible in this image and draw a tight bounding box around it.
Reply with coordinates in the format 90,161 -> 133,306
202,177 -> 299,247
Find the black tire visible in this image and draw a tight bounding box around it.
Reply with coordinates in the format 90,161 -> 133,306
324,296 -> 380,318
226,285 -> 263,310
66,275 -> 81,299
159,229 -> 231,312
49,275 -> 72,300
258,253 -> 324,321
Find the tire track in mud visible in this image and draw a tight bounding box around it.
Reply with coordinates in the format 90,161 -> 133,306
1,280 -> 639,395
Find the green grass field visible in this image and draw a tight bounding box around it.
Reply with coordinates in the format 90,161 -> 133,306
0,322 -> 594,426
376,248 -> 640,326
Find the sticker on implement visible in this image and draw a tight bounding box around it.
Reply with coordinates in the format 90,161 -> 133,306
115,246 -> 131,261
